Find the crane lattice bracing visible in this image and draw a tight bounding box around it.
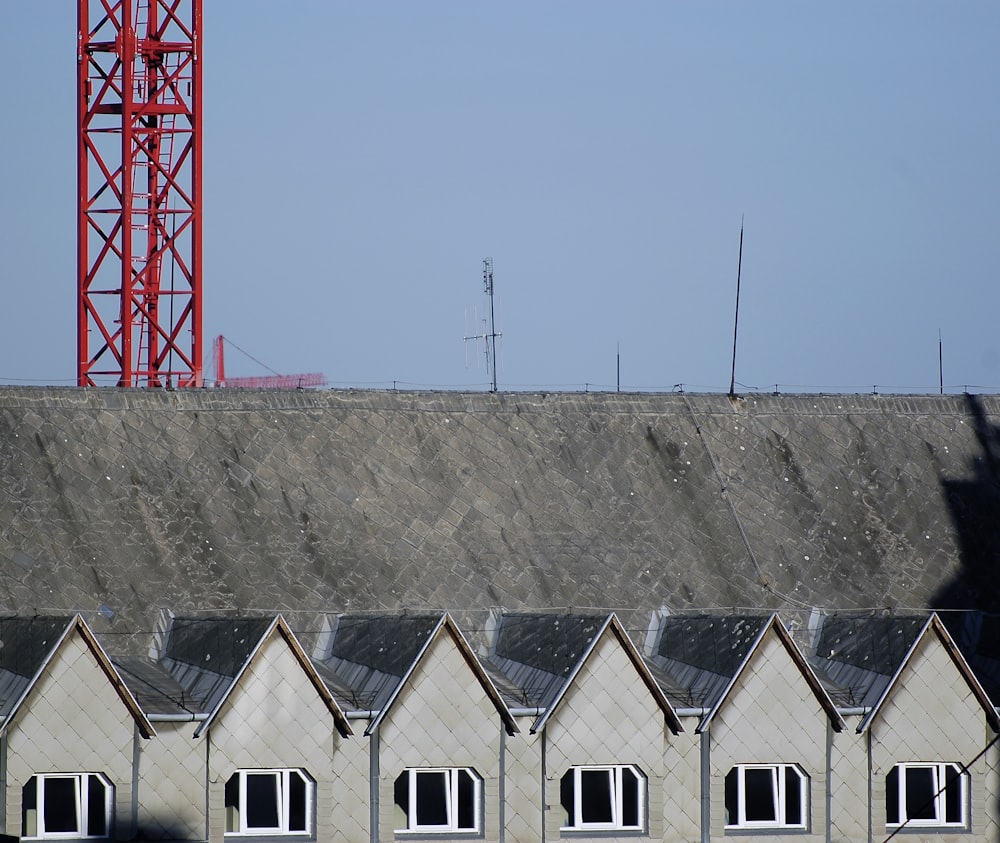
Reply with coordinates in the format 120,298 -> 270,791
77,0 -> 202,387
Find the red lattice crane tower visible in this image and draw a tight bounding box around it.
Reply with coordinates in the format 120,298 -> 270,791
77,0 -> 202,387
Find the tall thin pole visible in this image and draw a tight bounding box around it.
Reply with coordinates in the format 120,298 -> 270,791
939,330 -> 944,395
484,258 -> 498,393
729,217 -> 744,398
617,342 -> 620,393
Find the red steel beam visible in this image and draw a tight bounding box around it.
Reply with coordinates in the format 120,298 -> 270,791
77,0 -> 203,387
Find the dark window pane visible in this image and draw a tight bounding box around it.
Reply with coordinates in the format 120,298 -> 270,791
905,767 -> 937,821
225,775 -> 240,810
245,773 -> 280,829
394,772 -> 410,824
579,769 -> 613,824
415,772 -> 448,827
724,769 -> 738,825
87,776 -> 107,837
560,772 -> 576,827
944,766 -> 963,824
784,767 -> 802,826
456,769 -> 476,830
621,767 -> 640,828
744,768 -> 777,822
886,767 -> 899,824
288,772 -> 307,832
22,777 -> 37,838
43,777 -> 79,834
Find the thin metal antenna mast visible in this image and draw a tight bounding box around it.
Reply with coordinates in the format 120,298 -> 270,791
729,217 -> 744,398
483,258 -> 499,392
939,329 -> 944,395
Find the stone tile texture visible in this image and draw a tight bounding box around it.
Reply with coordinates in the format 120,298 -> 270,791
2,389 -> 997,642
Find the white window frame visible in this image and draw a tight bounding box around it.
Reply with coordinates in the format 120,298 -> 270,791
559,764 -> 646,832
394,767 -> 482,834
886,762 -> 968,829
725,764 -> 808,830
224,768 -> 313,837
22,773 -> 113,840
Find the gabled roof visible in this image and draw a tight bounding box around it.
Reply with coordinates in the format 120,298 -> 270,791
194,615 -> 351,737
363,613 -> 517,737
479,612 -> 607,710
311,613 -> 441,712
808,613 -> 927,708
857,613 -> 1000,733
651,613 -> 844,734
528,613 -> 682,735
0,615 -> 154,739
114,615 -> 273,717
646,613 -> 770,709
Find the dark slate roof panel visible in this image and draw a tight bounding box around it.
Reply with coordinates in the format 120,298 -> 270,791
122,616 -> 277,714
492,614 -> 605,676
316,614 -> 440,712
164,617 -> 273,675
938,612 -> 1000,704
648,614 -> 770,709
113,655 -> 195,716
809,614 -> 927,708
481,613 -> 606,710
655,615 -> 768,675
0,617 -> 72,719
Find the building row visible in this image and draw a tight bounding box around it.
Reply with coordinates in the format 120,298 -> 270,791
0,609 -> 997,843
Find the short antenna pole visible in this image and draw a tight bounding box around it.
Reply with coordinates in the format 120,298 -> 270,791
729,217 -> 744,398
939,329 -> 944,395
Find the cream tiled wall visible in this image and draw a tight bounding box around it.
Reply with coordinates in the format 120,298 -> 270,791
4,630 -> 139,840
205,631 -> 347,843
542,630 -> 696,843
828,715 -> 868,843
377,631 -> 503,843
136,720 -> 206,840
663,724 -> 701,843
868,634 -> 998,843
709,630 -> 829,843
504,717 -> 542,843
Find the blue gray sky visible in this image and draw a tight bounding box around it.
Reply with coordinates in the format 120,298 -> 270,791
2,3 -> 999,393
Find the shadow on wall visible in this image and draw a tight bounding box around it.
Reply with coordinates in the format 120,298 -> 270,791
133,820 -> 201,841
933,394 -> 1000,614
932,394 -> 1000,703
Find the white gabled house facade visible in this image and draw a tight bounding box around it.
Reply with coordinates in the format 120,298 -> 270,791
849,614 -> 1000,843
2,610 -> 1000,842
195,616 -> 352,843
365,614 -> 516,843
530,614 -> 689,843
0,616 -> 153,842
698,615 -> 845,843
